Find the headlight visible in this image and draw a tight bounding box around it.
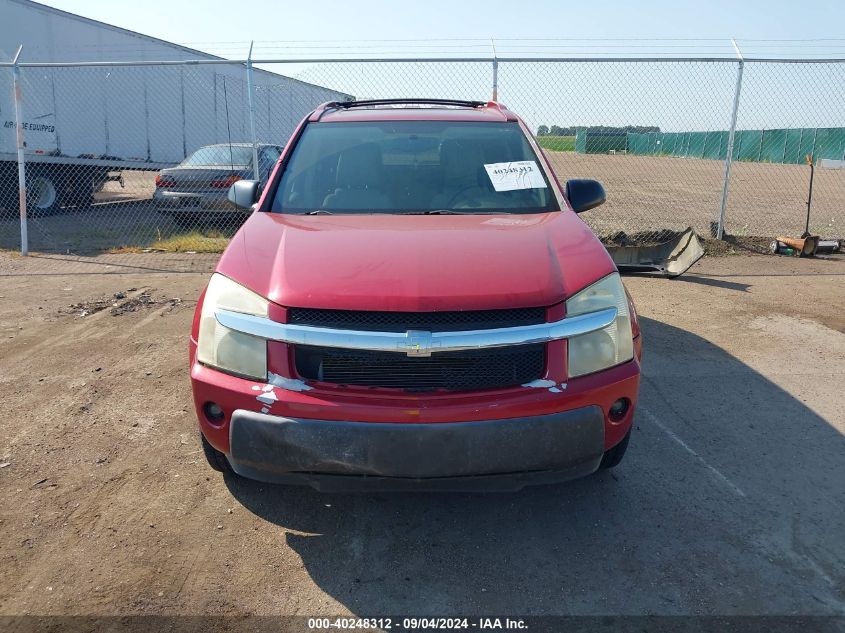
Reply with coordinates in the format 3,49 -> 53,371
197,274 -> 269,380
566,273 -> 634,378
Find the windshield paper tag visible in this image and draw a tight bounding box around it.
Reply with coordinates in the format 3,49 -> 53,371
484,161 -> 548,192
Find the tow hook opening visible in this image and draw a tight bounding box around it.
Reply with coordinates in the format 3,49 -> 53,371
608,398 -> 631,423
203,401 -> 226,426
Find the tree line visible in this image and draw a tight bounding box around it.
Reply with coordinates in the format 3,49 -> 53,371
536,125 -> 661,136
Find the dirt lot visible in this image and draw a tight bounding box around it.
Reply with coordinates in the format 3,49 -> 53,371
0,250 -> 844,626
1,154 -> 842,260
547,153 -> 845,239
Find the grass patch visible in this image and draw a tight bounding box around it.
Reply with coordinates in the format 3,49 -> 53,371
537,135 -> 576,152
111,230 -> 231,254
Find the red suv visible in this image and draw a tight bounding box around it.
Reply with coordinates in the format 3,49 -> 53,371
190,99 -> 642,491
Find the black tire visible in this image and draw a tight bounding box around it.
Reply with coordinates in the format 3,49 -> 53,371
0,190 -> 16,219
599,429 -> 630,470
26,170 -> 61,216
200,432 -> 233,474
0,163 -> 17,216
58,172 -> 94,209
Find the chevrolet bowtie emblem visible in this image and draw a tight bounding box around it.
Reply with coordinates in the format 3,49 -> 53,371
400,330 -> 436,357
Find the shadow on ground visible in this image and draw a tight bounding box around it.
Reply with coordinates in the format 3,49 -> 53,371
223,317 -> 845,616
676,274 -> 752,292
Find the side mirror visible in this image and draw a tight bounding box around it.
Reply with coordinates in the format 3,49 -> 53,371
228,179 -> 260,210
565,179 -> 606,213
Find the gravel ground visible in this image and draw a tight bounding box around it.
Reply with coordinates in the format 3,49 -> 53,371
0,252 -> 844,623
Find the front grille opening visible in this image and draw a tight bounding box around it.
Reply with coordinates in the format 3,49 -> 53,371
294,344 -> 546,392
287,307 -> 546,332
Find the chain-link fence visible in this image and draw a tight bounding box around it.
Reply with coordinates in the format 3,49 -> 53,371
1,56 -> 843,271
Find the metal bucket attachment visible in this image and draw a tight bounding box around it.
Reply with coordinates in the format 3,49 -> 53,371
605,228 -> 704,278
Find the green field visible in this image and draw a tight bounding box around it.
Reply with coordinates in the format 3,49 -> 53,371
537,135 -> 576,152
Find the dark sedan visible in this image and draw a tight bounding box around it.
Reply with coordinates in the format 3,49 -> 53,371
154,143 -> 282,228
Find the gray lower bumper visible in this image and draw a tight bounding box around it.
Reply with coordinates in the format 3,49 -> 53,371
154,191 -> 238,211
227,407 -> 605,491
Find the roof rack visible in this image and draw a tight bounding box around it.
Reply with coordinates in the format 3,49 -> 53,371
338,98 -> 487,109
312,98 -> 489,120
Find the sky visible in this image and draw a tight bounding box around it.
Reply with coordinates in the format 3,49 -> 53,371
31,0 -> 845,59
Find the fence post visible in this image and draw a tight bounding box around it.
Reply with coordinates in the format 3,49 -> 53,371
11,45 -> 28,256
717,40 -> 744,240
490,38 -> 498,101
246,41 -> 260,181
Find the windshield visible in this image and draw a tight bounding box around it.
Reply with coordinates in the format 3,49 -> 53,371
181,145 -> 251,167
272,121 -> 559,214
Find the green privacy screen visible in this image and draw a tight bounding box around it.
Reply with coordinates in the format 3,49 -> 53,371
624,128 -> 845,164
735,130 -> 763,161
760,129 -> 788,163
575,130 -> 629,154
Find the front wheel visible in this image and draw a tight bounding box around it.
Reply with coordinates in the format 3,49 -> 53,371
200,432 -> 234,474
599,429 -> 630,470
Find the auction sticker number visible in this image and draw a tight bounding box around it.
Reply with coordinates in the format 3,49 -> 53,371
308,617 -> 393,630
484,160 -> 547,191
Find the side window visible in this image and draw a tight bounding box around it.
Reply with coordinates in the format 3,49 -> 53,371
259,147 -> 282,180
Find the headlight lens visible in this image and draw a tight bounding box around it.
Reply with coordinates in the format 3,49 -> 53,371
566,273 -> 634,378
197,274 -> 269,380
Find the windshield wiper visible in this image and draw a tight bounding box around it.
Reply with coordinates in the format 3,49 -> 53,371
302,209 -> 478,216
404,210 -> 475,215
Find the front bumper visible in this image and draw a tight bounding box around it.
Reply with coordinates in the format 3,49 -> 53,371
192,353 -> 639,457
228,407 -> 605,491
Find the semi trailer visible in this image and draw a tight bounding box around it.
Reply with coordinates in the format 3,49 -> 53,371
0,0 -> 350,215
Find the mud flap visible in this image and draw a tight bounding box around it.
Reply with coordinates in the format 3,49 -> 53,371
605,228 -> 704,278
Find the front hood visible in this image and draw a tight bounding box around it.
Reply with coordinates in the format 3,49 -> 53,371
217,211 -> 615,311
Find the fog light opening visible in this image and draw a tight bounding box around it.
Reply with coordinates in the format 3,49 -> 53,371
608,398 -> 630,422
203,401 -> 226,425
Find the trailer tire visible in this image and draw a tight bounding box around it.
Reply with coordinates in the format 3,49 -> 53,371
26,172 -> 60,216
0,165 -> 18,217
58,172 -> 95,209
0,198 -> 17,219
